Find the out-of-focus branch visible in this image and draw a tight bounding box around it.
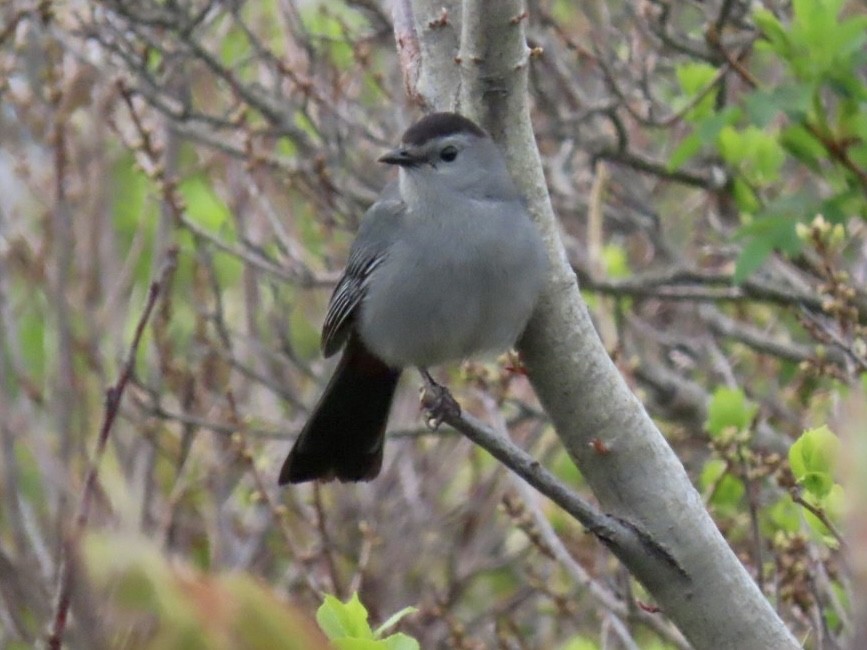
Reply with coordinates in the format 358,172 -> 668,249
45,249 -> 177,650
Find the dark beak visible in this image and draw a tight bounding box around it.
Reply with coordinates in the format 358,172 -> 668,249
378,147 -> 421,167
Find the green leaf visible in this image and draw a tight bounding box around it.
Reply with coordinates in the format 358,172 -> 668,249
701,459 -> 745,511
734,201 -> 808,283
733,236 -> 774,283
788,425 -> 840,498
802,484 -> 844,541
382,633 -> 421,650
765,498 -> 801,534
820,189 -> 863,223
731,178 -> 759,214
178,176 -> 234,233
677,62 -> 718,95
602,244 -> 630,279
706,387 -> 757,437
112,152 -> 157,284
560,637 -> 599,650
744,83 -> 813,125
316,593 -> 375,641
667,131 -> 704,171
333,640 -> 387,650
675,62 -> 719,121
780,124 -> 825,170
667,108 -> 739,170
753,9 -> 790,56
220,26 -> 250,66
718,126 -> 785,185
374,607 -> 418,638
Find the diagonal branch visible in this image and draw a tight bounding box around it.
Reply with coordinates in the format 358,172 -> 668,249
45,249 -> 178,650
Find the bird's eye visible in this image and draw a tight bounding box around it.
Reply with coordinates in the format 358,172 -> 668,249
439,146 -> 458,162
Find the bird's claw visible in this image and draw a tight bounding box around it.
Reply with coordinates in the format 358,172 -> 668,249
419,370 -> 461,429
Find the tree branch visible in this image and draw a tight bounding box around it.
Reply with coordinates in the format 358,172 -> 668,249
406,1 -> 802,647
45,249 -> 177,650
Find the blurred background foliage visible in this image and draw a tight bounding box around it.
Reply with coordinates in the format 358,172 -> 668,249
0,0 -> 865,648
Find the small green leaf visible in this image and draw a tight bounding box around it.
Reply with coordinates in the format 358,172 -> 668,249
731,178 -> 759,214
744,83 -> 813,125
733,237 -> 773,283
676,62 -> 718,95
734,207 -> 806,283
602,244 -> 630,279
706,387 -> 757,437
675,62 -> 719,121
668,109 -> 739,170
178,176 -> 233,233
382,633 -> 421,650
333,640 -> 387,650
753,9 -> 790,56
560,636 -> 600,650
718,126 -> 785,185
780,124 -> 825,170
802,484 -> 844,545
220,26 -> 250,66
766,498 -> 801,534
701,459 -> 745,511
316,593 -> 375,641
788,425 -> 840,498
667,131 -> 703,171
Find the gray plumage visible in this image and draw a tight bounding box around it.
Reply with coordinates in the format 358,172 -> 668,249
280,112 -> 547,484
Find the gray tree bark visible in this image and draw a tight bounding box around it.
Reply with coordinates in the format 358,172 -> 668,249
396,1 -> 801,648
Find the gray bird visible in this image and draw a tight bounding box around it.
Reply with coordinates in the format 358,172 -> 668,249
279,112 -> 547,484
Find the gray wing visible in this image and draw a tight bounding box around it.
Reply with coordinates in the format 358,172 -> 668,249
320,186 -> 404,357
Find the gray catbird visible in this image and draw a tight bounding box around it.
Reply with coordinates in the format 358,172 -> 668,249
279,112 -> 547,484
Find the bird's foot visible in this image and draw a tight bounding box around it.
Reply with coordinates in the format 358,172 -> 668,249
418,368 -> 461,430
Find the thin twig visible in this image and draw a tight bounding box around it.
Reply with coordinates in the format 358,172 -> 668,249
45,248 -> 178,650
420,392 -> 690,585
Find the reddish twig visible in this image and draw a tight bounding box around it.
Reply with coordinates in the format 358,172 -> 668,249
45,248 -> 178,650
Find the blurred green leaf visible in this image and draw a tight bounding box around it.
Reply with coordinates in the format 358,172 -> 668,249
706,387 -> 757,437
602,244 -> 630,279
731,178 -> 759,214
668,108 -> 739,170
334,640 -> 386,650
701,459 -> 745,511
220,26 -> 249,66
753,9 -> 790,57
779,124 -> 825,170
788,425 -> 840,498
733,237 -> 772,283
675,62 -> 718,121
382,633 -> 420,650
17,299 -> 46,385
765,498 -> 801,534
112,152 -> 157,285
734,202 -> 807,282
802,483 -> 845,542
561,637 -> 599,650
84,533 -> 329,650
178,176 -> 234,233
718,125 -> 786,184
744,83 -> 813,125
317,593 -> 375,641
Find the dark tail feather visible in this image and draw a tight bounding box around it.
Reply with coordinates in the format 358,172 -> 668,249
279,338 -> 400,484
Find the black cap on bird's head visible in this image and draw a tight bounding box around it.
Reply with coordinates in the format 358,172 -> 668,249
400,113 -> 486,146
379,112 -> 488,167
